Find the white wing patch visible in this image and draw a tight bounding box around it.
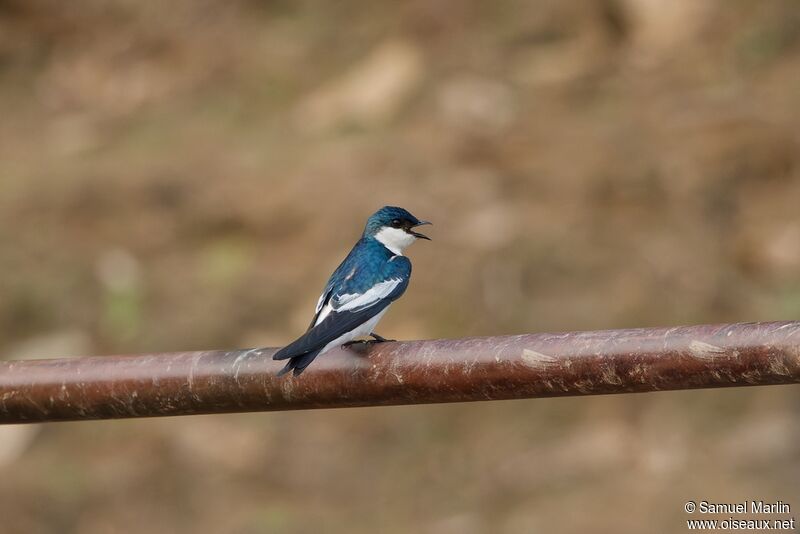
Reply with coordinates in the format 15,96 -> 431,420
338,278 -> 402,311
313,278 -> 402,327
334,292 -> 360,306
315,302 -> 334,326
315,290 -> 328,314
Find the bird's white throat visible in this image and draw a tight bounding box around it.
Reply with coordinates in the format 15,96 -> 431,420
374,226 -> 416,255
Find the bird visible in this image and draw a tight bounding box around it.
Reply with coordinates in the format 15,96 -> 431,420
273,206 -> 431,377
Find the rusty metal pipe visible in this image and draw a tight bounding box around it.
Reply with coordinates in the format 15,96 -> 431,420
1,321 -> 799,424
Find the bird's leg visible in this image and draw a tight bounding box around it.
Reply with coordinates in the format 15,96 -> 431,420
341,340 -> 365,348
369,333 -> 396,343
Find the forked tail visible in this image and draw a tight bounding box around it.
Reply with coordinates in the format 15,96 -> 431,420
276,349 -> 322,377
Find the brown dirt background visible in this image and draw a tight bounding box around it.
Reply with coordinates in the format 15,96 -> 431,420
0,1 -> 799,532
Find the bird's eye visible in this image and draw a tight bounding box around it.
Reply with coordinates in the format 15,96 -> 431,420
390,219 -> 402,228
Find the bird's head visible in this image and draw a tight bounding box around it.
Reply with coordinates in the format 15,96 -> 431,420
364,206 -> 431,254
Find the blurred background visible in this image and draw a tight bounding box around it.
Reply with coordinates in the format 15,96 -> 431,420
1,0 -> 799,532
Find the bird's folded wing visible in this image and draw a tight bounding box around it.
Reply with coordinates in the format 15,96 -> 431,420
273,260 -> 411,361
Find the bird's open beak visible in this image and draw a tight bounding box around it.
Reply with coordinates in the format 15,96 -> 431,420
410,220 -> 432,240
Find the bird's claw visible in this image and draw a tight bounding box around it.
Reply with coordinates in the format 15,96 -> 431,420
341,334 -> 395,350
369,333 -> 396,343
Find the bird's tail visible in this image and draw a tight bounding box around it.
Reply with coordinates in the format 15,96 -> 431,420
276,349 -> 322,377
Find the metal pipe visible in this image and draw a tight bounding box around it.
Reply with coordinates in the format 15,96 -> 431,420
1,321 -> 799,424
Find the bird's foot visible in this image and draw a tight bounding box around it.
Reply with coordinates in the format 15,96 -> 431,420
341,334 -> 395,351
341,339 -> 373,355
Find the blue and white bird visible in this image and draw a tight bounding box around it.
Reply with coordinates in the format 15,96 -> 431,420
273,206 -> 431,376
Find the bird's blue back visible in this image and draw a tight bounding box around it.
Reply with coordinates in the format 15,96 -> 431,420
331,238 -> 406,291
